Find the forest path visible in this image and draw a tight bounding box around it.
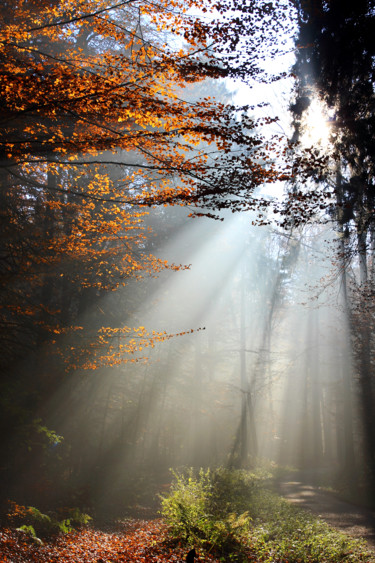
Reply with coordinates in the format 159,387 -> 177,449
277,475 -> 375,549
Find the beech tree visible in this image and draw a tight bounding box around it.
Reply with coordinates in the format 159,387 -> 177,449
0,0 -> 291,366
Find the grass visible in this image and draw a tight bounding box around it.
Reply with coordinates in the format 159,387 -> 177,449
160,467 -> 372,562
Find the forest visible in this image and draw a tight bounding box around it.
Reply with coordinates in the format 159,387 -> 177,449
1,0 -> 375,561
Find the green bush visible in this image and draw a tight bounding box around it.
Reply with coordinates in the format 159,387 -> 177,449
7,501 -> 91,538
24,506 -> 58,537
17,524 -> 37,538
160,468 -> 213,543
61,507 -> 92,528
160,468 -> 253,555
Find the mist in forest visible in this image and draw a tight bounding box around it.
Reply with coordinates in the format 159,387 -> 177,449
31,198 -> 359,516
2,0 -> 374,523
3,93 -> 361,519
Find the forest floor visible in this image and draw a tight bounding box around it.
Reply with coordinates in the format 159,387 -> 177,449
0,518 -> 222,563
2,475 -> 375,562
276,473 -> 375,550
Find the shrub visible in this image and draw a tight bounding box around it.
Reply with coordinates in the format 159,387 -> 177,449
160,468 -> 253,555
17,524 -> 36,538
7,501 -> 91,538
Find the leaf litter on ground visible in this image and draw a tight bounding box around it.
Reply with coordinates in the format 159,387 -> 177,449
0,519 -> 221,563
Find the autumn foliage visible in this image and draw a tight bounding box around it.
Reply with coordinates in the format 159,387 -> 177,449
0,0 -> 291,372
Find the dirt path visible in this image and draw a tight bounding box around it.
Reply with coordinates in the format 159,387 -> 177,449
277,476 -> 375,549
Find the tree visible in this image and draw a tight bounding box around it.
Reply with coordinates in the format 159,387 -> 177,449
0,0 -> 290,361
289,0 -> 375,490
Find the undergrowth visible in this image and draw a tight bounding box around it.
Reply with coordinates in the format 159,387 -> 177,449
6,501 -> 91,539
160,467 -> 372,562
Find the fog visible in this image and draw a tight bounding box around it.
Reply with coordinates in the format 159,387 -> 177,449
25,199 -> 360,516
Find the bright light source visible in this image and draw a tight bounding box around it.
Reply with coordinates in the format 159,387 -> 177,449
301,98 -> 331,148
